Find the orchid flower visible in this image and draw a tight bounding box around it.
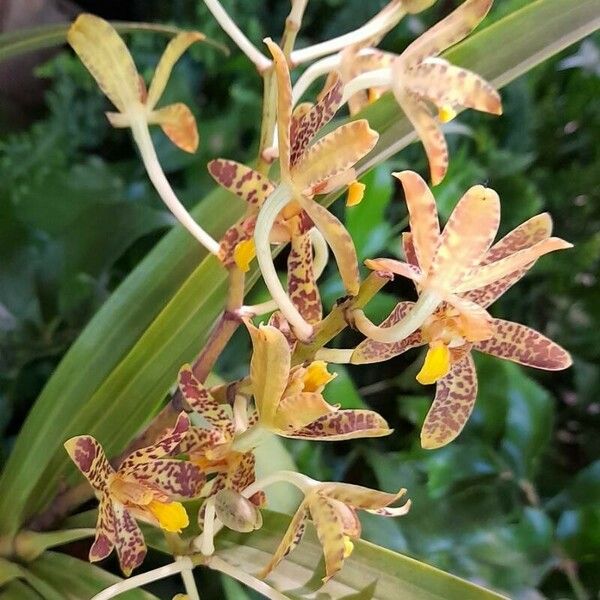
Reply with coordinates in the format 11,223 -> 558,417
253,39 -> 379,340
68,14 -> 220,254
259,473 -> 410,581
245,322 -> 391,441
351,170 -> 572,346
177,366 -> 263,504
302,0 -> 501,185
346,174 -> 573,448
64,413 -> 203,575
208,159 -> 326,323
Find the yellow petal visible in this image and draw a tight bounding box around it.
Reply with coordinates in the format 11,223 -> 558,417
346,181 -> 366,207
343,536 -> 355,558
428,184 -> 500,291
291,120 -> 378,194
438,105 -> 457,123
302,361 -> 336,393
403,0 -> 493,62
247,322 -> 291,427
146,32 -> 204,110
147,500 -> 189,533
234,239 -> 256,272
393,89 -> 448,185
264,39 -> 292,180
416,343 -> 451,385
149,103 -> 199,153
273,392 -> 337,432
67,14 -> 140,114
393,171 -> 440,273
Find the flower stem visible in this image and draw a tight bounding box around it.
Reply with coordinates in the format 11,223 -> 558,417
254,185 -> 314,341
130,118 -> 220,255
178,556 -> 201,600
91,558 -> 194,600
208,555 -> 288,600
289,3 -> 405,65
352,290 -> 441,343
203,0 -> 271,72
292,271 -> 389,363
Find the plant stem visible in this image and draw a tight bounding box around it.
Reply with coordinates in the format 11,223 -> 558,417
91,558 -> 195,600
203,0 -> 271,72
292,271 -> 388,363
208,555 -> 288,600
131,118 -> 220,255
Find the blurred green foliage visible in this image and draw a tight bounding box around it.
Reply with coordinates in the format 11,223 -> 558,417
0,1 -> 598,599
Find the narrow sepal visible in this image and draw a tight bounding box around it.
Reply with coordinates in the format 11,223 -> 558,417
421,353 -> 478,449
150,103 -> 199,152
475,319 -> 572,370
64,435 -> 113,492
147,32 -> 205,109
285,410 -> 392,440
208,159 -> 274,207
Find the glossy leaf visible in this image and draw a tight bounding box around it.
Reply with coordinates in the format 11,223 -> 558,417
214,510 -> 508,599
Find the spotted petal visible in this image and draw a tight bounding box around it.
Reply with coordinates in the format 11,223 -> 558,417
403,0 -> 493,64
291,121 -> 378,194
67,14 -> 140,114
248,323 -> 291,426
149,103 -> 198,153
131,458 -> 204,500
405,60 -> 501,115
287,226 -> 322,324
309,494 -> 347,581
286,410 -> 392,441
319,482 -> 409,517
428,185 -> 500,291
218,217 -> 257,269
273,392 -> 337,433
455,237 -> 572,293
394,171 -> 440,272
290,74 -> 343,166
394,90 -> 448,185
178,366 -> 232,432
208,160 -> 275,207
89,494 -> 116,562
352,302 -> 426,364
260,502 -> 309,578
178,425 -> 230,456
119,412 -> 190,471
298,198 -> 360,296
147,32 -> 205,109
421,353 -> 478,449
112,502 -> 147,576
64,435 -> 113,492
475,319 -> 572,370
402,233 -> 419,266
463,213 -> 553,307
265,39 -> 292,178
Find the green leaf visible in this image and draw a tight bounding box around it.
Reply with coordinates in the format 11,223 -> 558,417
214,510 -> 508,599
0,22 -> 225,63
0,558 -> 24,588
0,0 -> 597,535
28,551 -> 159,599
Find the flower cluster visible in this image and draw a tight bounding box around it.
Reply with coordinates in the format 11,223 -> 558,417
63,1 -> 573,597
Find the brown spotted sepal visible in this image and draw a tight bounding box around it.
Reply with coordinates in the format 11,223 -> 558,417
64,413 -> 203,576
261,481 -> 409,582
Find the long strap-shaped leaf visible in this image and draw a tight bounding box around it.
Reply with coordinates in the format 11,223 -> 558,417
0,21 -> 226,62
0,0 -> 598,536
65,508 -> 506,600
